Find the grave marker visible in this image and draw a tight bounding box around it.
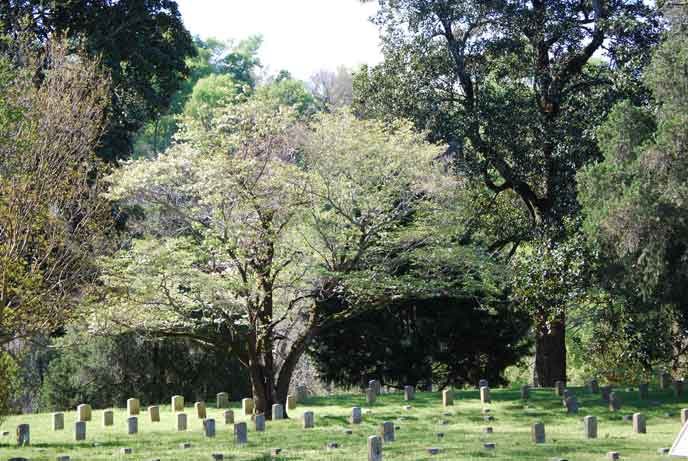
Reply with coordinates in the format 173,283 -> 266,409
223,409 -> 234,425
480,386 -> 491,404
234,422 -> 248,444
103,409 -> 114,427
366,388 -> 376,405
351,406 -> 362,424
126,398 -> 140,416
564,396 -> 579,414
171,395 -> 184,412
272,403 -> 284,420
380,421 -> 395,442
442,389 -> 453,407
195,401 -> 207,419
149,405 -> 160,422
303,411 -> 315,428
255,414 -> 265,432
369,379 -> 381,395
16,424 -> 29,446
555,381 -> 565,397
76,404 -> 92,422
368,435 -> 383,461
176,412 -> 187,431
216,392 -> 229,409
404,385 -> 415,401
52,412 -> 64,431
287,394 -> 296,410
296,385 -> 307,402
242,398 -> 254,415
532,422 -> 545,443
75,421 -> 85,441
633,413 -> 646,434
127,416 -> 138,435
584,415 -> 597,439
204,418 -> 216,437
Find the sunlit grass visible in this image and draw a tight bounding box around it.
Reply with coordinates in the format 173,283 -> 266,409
0,385 -> 684,460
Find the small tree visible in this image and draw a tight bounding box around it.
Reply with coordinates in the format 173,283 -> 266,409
0,38 -> 111,347
99,103 -> 455,416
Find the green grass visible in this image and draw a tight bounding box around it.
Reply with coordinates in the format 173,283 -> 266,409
0,386 -> 685,460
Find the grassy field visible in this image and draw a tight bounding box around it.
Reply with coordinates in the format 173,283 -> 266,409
0,385 -> 686,460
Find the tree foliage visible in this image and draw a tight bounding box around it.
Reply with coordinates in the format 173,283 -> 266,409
578,18 -> 688,373
1,0 -> 195,161
133,35 -> 263,157
0,39 -> 112,347
96,98 -> 480,415
354,0 -> 662,386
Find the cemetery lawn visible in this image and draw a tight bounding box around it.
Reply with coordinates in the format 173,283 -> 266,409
1,386 -> 685,460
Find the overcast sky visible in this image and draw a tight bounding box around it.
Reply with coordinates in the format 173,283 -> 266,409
176,0 -> 383,81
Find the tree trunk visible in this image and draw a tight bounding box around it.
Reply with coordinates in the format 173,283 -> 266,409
275,323 -> 318,419
246,327 -> 314,420
533,317 -> 566,387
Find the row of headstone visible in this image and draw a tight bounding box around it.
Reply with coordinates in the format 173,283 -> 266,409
587,371 -> 687,397
19,384 -> 678,448
525,413 -> 645,445
46,408 -> 292,444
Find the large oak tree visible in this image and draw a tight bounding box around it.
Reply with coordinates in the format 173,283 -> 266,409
355,0 -> 661,386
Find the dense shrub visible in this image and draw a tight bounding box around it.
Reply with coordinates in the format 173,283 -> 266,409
309,294 -> 531,390
39,330 -> 249,410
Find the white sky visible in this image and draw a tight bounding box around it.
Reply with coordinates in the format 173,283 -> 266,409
176,0 -> 383,81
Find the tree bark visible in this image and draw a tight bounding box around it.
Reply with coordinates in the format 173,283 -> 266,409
533,317 -> 566,387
